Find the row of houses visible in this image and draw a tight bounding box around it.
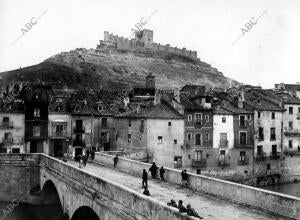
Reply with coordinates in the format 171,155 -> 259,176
1,78 -> 300,181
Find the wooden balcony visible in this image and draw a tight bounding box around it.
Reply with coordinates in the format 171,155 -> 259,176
269,152 -> 281,160
284,129 -> 300,137
219,140 -> 228,148
191,159 -> 206,168
73,127 -> 85,133
0,121 -> 14,129
255,152 -> 267,161
218,157 -> 230,166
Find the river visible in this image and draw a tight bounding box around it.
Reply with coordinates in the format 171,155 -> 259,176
0,202 -> 63,220
259,182 -> 300,197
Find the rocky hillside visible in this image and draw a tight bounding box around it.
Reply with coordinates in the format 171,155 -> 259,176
0,47 -> 238,91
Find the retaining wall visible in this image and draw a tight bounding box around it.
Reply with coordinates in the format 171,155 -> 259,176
94,152 -> 300,219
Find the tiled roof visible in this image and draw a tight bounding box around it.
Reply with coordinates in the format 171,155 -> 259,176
117,101 -> 183,119
275,92 -> 300,104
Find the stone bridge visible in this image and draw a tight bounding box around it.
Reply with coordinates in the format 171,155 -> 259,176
0,153 -> 300,220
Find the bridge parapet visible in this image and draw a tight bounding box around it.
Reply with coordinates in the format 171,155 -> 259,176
40,154 -> 195,220
94,152 -> 300,220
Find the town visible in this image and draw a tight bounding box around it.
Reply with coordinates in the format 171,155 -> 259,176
1,73 -> 300,187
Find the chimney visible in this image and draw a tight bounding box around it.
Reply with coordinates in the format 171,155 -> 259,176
174,89 -> 180,102
136,104 -> 141,114
154,90 -> 162,105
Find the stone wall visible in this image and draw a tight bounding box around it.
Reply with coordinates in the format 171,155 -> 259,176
94,152 -> 300,219
102,31 -> 198,59
0,154 -> 40,202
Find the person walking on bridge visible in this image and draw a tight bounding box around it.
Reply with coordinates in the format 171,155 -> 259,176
181,170 -> 188,187
142,169 -> 148,188
160,166 -> 165,181
149,162 -> 158,179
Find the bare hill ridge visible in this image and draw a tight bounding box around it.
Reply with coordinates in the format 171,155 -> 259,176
0,46 -> 238,91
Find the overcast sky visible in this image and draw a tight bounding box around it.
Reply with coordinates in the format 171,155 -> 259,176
0,0 -> 300,88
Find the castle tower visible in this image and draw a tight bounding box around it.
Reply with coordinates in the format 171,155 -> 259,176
135,29 -> 153,45
146,73 -> 155,89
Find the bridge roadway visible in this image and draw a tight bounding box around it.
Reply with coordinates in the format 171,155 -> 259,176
67,160 -> 284,220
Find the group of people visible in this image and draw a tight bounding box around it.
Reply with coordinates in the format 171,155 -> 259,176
167,199 -> 203,219
77,149 -> 95,168
141,162 -> 165,196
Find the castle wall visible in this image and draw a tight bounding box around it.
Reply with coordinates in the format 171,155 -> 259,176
101,31 -> 197,59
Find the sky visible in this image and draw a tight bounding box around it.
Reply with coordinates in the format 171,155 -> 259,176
0,0 -> 300,88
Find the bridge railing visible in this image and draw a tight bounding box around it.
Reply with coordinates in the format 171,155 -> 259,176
39,154 -> 195,220
94,152 -> 300,220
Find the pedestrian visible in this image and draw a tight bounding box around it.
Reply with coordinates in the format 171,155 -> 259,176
149,162 -> 158,179
91,149 -> 95,160
160,166 -> 165,181
181,170 -> 188,187
142,169 -> 148,188
82,155 -> 87,167
78,155 -> 83,168
143,186 -> 150,196
86,148 -> 90,161
113,154 -> 119,167
167,199 -> 177,208
186,203 -> 203,219
178,200 -> 187,213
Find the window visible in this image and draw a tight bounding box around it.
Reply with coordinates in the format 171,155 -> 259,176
97,105 -> 103,112
239,132 -> 247,145
289,140 -> 293,148
220,133 -> 228,146
195,113 -> 202,123
272,145 -> 277,156
239,115 -> 246,127
195,150 -> 202,160
289,107 -> 293,115
205,97 -> 210,103
187,133 -> 192,142
240,151 -> 246,161
158,136 -> 162,144
128,134 -> 132,143
257,112 -> 261,118
4,132 -> 11,141
56,124 -> 63,133
33,108 -> 40,117
257,145 -> 263,155
205,133 -> 209,141
222,117 -> 226,123
75,134 -> 82,142
3,117 -> 9,127
188,115 -> 192,121
298,107 -> 300,113
289,121 -> 293,130
247,115 -> 251,120
174,156 -> 182,168
168,122 -> 172,126
174,139 -> 177,144
128,119 -> 132,127
219,150 -> 226,160
258,127 -> 264,140
270,128 -> 276,141
140,120 -> 144,133
102,118 -> 107,128
271,112 -> 275,119
205,115 -> 209,122
195,133 -> 201,145
33,126 -> 40,137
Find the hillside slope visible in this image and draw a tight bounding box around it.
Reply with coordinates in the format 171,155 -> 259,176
0,47 -> 238,91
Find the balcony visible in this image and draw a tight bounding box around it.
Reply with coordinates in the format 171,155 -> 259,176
139,125 -> 145,133
73,139 -> 85,146
51,131 -> 68,139
218,157 -> 230,166
239,122 -> 247,128
255,152 -> 267,161
284,129 -> 300,137
0,121 -> 14,129
73,127 -> 85,133
2,137 -> 13,144
191,159 -> 206,168
238,156 -> 249,165
219,140 -> 228,148
195,121 -> 202,128
269,152 -> 281,160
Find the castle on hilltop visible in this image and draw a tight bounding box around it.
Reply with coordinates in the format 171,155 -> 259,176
96,29 -> 198,60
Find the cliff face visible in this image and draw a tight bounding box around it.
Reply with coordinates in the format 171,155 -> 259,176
0,47 -> 238,91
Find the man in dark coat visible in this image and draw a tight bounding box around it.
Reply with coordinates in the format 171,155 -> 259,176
142,169 -> 148,188
149,162 -> 158,179
160,166 -> 165,181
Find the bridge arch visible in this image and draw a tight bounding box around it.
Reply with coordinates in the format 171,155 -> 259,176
71,206 -> 100,220
41,179 -> 65,219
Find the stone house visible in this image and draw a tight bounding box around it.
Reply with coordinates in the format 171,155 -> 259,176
115,100 -> 184,168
